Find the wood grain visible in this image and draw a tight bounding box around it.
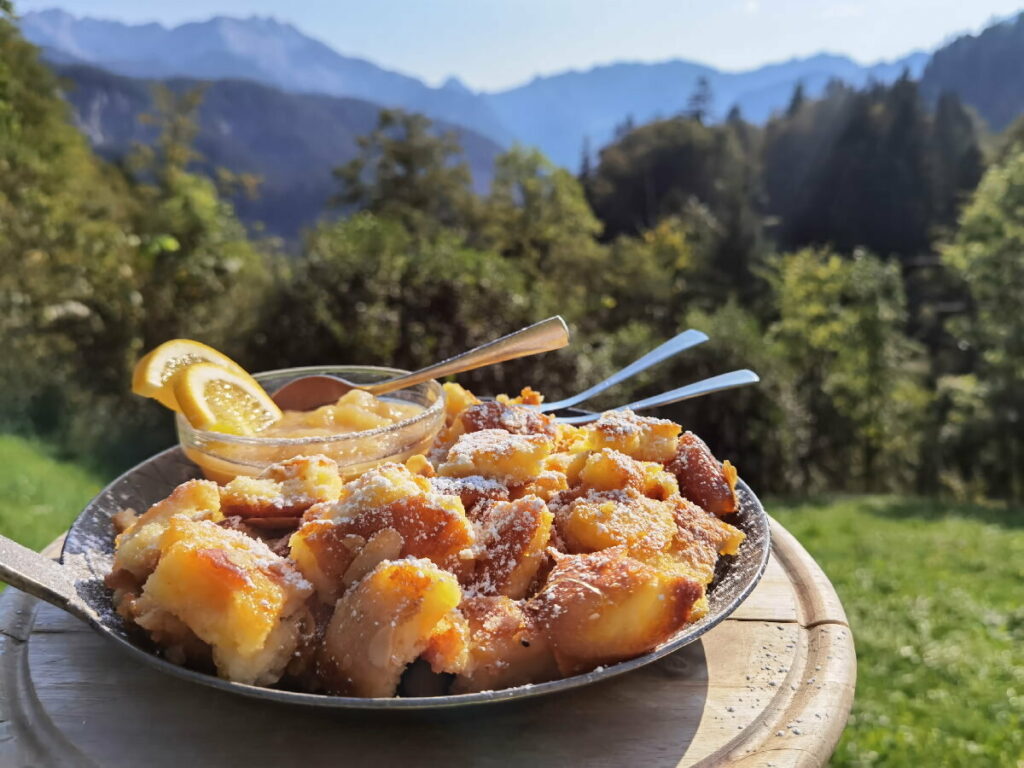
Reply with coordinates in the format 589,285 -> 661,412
0,519 -> 855,768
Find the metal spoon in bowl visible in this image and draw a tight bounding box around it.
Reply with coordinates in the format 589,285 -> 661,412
271,316 -> 571,411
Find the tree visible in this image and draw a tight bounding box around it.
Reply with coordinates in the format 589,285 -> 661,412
941,150 -> 1024,500
786,82 -> 806,117
931,91 -> 984,228
613,114 -> 636,140
0,3 -> 144,451
686,76 -> 713,123
332,109 -> 476,237
578,136 -> 593,181
128,85 -> 272,358
768,248 -> 930,491
585,115 -> 764,303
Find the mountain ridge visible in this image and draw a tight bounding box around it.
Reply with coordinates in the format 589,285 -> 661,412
51,62 -> 502,239
22,8 -> 931,166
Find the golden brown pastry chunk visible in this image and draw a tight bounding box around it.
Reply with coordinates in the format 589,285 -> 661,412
421,612 -> 470,674
289,463 -> 474,603
461,400 -> 557,438
131,518 -> 312,686
110,479 -> 223,584
555,486 -> 677,560
429,475 -> 510,515
668,431 -> 739,516
438,429 -> 553,485
220,455 -> 342,520
659,496 -> 746,585
468,496 -> 553,599
529,547 -> 703,675
583,409 -> 681,462
452,596 -> 559,693
577,448 -> 645,492
317,558 -> 461,697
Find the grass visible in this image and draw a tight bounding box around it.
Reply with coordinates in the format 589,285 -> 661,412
772,496 -> 1024,768
0,437 -> 1021,765
0,434 -> 103,552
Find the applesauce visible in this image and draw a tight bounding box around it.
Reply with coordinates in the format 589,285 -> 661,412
177,366 -> 445,484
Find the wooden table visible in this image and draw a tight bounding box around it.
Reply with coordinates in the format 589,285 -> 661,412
0,519 -> 854,767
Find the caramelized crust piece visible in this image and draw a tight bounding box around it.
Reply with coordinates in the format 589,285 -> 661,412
555,486 -> 677,560
421,611 -> 470,674
460,400 -> 557,438
578,448 -> 645,492
438,429 -> 553,485
131,518 -> 312,686
429,475 -> 510,514
219,455 -> 342,519
529,547 -> 703,675
289,463 -> 475,603
468,496 -> 553,599
287,520 -> 365,604
452,596 -> 559,693
583,409 -> 681,463
658,496 -> 746,585
110,479 -> 223,584
668,431 -> 739,516
317,558 -> 461,697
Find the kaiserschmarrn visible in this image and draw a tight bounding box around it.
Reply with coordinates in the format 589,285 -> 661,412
107,383 -> 745,697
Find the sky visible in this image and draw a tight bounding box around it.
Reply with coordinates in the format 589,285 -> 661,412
16,0 -> 1024,91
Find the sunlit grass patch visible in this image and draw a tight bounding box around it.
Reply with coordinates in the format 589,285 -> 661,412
772,496 -> 1024,767
0,434 -> 103,552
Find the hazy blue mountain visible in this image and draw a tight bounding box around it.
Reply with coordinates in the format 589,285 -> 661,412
484,51 -> 929,167
23,9 -> 511,143
920,12 -> 1024,131
24,8 -> 933,169
54,63 -> 501,239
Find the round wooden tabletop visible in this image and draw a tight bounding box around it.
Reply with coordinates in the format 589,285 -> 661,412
0,519 -> 855,768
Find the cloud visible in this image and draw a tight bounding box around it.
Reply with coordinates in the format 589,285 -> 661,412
744,0 -> 760,14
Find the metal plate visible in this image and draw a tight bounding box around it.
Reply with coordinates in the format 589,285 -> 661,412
61,446 -> 770,710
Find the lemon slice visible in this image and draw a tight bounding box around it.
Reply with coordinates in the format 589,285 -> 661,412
132,339 -> 250,410
173,362 -> 283,435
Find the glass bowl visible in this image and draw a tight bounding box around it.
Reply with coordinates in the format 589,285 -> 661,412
176,365 -> 445,483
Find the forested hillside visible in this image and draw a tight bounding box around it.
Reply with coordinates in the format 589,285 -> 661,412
3,1 -> 1022,501
54,63 -> 502,238
921,12 -> 1024,130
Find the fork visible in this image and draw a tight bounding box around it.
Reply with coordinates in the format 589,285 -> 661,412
538,329 -> 709,412
555,369 -> 760,424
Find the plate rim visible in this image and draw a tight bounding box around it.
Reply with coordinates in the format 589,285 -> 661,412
62,446 -> 771,710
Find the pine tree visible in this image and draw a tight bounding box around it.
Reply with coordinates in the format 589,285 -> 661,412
579,135 -> 593,181
786,82 -> 806,117
686,76 -> 713,123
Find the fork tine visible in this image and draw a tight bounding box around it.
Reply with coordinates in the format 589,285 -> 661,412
539,329 -> 709,413
555,369 -> 760,424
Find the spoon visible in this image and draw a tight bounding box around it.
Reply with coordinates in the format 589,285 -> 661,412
271,316 -> 570,411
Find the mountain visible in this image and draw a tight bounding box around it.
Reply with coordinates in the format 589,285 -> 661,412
22,8 -> 510,143
23,9 -> 934,168
54,63 -> 502,238
484,52 -> 929,167
920,12 -> 1024,131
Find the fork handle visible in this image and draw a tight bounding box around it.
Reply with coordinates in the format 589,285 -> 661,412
540,329 -> 709,412
0,534 -> 88,622
557,369 -> 760,424
362,316 -> 570,397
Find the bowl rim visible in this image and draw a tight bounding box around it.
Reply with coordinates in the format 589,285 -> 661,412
175,365 -> 445,447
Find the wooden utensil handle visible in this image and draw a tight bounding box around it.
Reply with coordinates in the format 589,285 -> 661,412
0,534 -> 87,622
